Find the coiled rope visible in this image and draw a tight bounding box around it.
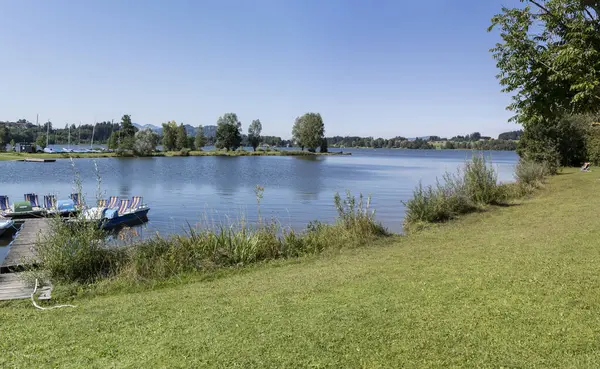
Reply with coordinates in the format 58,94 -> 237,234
31,279 -> 76,310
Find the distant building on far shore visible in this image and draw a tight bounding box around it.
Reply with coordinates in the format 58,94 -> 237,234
14,142 -> 35,153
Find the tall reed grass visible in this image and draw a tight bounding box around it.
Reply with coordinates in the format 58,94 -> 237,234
514,159 -> 548,193
34,191 -> 388,285
403,155 -> 510,230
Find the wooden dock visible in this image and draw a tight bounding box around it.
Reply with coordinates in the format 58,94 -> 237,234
0,273 -> 52,301
0,218 -> 52,300
0,273 -> 32,300
1,218 -> 50,273
22,158 -> 56,162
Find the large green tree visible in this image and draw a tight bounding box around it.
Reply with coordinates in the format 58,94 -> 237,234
176,124 -> 188,150
293,113 -> 325,152
195,125 -> 207,150
162,121 -> 178,151
216,113 -> 242,151
134,128 -> 159,156
489,0 -> 600,167
118,114 -> 136,151
248,119 -> 262,151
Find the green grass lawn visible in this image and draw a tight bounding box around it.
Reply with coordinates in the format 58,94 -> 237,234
2,169 -> 600,367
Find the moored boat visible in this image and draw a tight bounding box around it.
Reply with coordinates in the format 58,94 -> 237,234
44,195 -> 79,217
77,196 -> 149,230
0,219 -> 15,237
1,195 -> 45,218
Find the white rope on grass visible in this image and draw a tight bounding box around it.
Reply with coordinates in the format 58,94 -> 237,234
31,279 -> 76,310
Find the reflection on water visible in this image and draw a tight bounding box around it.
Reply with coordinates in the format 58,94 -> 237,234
0,149 -> 519,236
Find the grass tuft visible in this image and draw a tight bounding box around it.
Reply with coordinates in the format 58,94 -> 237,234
403,154 -> 514,230
514,159 -> 548,194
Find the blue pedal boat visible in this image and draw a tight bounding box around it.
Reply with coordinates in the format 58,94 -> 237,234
44,195 -> 79,217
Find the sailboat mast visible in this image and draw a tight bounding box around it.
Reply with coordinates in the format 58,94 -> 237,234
91,123 -> 95,148
68,124 -> 71,150
46,119 -> 49,148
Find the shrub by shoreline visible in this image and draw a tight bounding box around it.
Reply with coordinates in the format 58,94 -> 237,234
402,155 -> 548,232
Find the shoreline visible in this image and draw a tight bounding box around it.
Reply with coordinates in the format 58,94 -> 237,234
2,169 -> 594,366
0,150 -> 351,161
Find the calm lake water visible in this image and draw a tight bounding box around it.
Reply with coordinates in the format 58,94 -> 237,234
0,149 -> 518,260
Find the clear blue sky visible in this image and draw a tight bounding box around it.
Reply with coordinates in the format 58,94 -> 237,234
0,0 -> 521,139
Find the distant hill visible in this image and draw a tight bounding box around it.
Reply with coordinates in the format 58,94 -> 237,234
133,123 -> 162,133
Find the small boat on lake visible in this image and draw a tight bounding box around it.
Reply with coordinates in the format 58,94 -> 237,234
78,196 -> 149,230
0,219 -> 15,237
43,195 -> 78,217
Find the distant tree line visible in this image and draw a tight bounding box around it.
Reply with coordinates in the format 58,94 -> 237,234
0,119 -> 121,149
0,116 -> 522,154
326,131 -> 521,151
444,140 -> 517,151
497,130 -> 522,141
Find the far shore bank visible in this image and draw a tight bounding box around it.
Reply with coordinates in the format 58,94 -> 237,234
0,149 -> 351,161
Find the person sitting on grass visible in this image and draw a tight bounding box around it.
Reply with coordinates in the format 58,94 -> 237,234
581,162 -> 591,172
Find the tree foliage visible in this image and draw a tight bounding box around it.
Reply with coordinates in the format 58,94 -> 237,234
120,115 -> 135,143
248,119 -> 262,151
498,130 -> 523,140
162,121 -> 178,151
320,138 -> 328,153
489,0 -> 600,165
118,114 -> 136,151
292,113 -> 325,152
292,119 -> 304,150
107,132 -> 118,150
134,128 -> 159,156
0,120 -> 119,146
0,125 -> 8,150
216,113 -> 242,151
517,114 -> 590,170
586,120 -> 600,164
176,123 -> 188,150
35,134 -> 47,150
195,125 -> 207,150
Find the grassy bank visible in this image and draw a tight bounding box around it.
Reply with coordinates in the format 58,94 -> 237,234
32,191 -> 387,286
1,169 -> 599,367
0,149 -> 348,161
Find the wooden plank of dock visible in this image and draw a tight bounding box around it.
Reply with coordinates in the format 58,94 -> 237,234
0,273 -> 32,300
0,273 -> 52,301
0,218 -> 53,300
1,218 -> 50,273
